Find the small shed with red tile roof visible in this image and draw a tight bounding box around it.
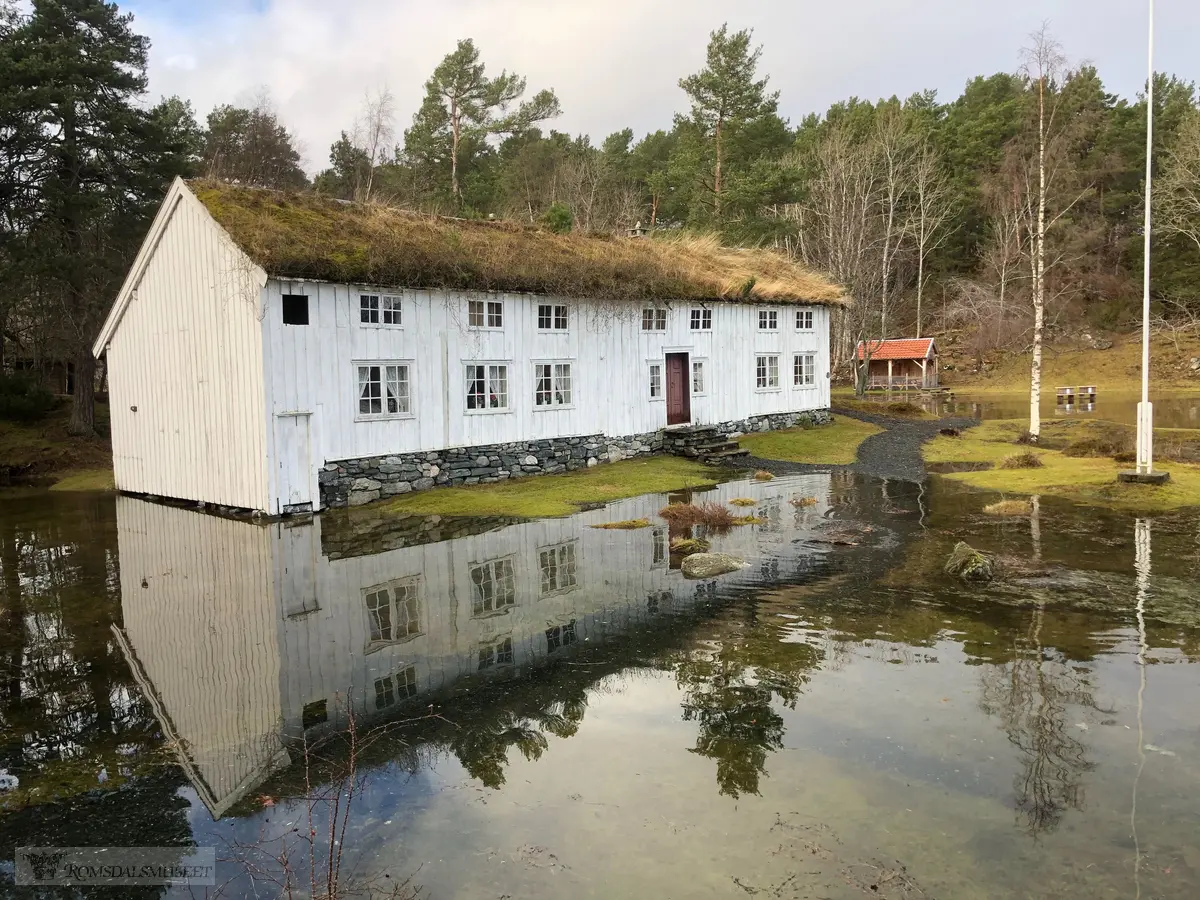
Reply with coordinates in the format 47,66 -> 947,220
855,338 -> 938,389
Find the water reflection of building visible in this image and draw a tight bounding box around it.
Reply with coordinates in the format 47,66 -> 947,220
113,474 -> 840,817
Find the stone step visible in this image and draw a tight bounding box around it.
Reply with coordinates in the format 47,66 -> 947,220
701,448 -> 751,462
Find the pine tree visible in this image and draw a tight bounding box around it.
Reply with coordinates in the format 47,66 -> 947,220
679,23 -> 779,220
404,38 -> 560,205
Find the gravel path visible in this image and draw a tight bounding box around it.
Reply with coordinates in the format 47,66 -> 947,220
735,407 -> 977,484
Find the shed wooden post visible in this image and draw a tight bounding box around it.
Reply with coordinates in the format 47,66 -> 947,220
887,359 -> 893,391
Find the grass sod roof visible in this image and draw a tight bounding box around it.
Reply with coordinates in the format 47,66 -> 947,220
190,181 -> 847,306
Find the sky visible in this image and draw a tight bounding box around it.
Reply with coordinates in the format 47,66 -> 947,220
123,0 -> 1199,174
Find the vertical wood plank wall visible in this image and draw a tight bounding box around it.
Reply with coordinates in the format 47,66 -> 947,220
106,191 -> 269,511
261,283 -> 832,502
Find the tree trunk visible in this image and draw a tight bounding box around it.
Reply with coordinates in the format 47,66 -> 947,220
450,97 -> 460,203
1029,76 -> 1047,443
713,118 -> 723,219
916,252 -> 924,338
68,345 -> 96,436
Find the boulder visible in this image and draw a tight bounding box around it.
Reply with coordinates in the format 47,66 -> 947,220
1190,357 -> 1200,372
944,541 -> 995,582
681,553 -> 746,580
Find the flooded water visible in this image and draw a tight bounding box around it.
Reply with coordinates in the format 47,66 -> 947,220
857,390 -> 1200,429
1,474 -> 1198,898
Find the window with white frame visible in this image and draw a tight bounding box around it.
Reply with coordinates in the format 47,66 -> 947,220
795,308 -> 814,330
689,308 -> 712,330
538,542 -> 578,596
793,353 -> 816,387
470,557 -> 516,616
357,363 -> 411,418
546,620 -> 577,653
642,308 -> 667,331
363,577 -> 422,647
360,294 -> 402,326
374,665 -> 416,709
648,363 -> 663,399
534,362 -> 572,407
466,364 -> 509,411
692,360 -> 706,395
756,355 -> 780,389
537,303 -> 568,330
478,636 -> 514,670
759,309 -> 779,330
468,298 -> 503,328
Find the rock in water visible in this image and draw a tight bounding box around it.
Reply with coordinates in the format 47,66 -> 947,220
681,553 -> 746,580
944,542 -> 995,583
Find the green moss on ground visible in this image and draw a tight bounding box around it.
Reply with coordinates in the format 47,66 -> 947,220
49,468 -> 116,492
0,402 -> 112,484
366,455 -> 717,519
740,416 -> 883,466
924,418 -> 1200,511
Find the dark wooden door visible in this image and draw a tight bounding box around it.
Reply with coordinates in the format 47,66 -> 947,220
665,353 -> 690,425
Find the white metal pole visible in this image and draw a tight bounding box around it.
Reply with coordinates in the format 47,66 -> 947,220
1137,0 -> 1155,474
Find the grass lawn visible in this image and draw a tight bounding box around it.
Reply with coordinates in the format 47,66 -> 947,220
362,455 -> 718,519
739,416 -> 883,465
924,418 -> 1200,511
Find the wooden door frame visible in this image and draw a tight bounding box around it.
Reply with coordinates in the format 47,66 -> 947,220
665,352 -> 691,427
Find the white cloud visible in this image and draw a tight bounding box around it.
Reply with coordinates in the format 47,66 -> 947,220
127,0 -> 1198,174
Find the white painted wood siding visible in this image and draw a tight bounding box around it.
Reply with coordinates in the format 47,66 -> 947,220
261,283 -> 831,484
104,187 -> 269,510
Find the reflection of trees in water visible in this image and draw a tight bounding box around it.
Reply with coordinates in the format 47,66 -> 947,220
447,688 -> 588,789
669,612 -> 822,798
978,606 -> 1097,835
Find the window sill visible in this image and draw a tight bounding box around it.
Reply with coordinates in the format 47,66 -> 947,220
692,392 -> 708,398
791,384 -> 818,390
533,404 -> 576,411
472,608 -> 515,620
467,325 -> 504,332
465,407 -> 514,416
649,396 -> 665,402
354,413 -> 416,423
755,386 -> 783,393
536,328 -> 570,335
539,585 -> 579,599
359,323 -> 405,330
641,329 -> 667,334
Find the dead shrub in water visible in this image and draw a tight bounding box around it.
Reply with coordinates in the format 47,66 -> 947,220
731,515 -> 767,526
789,497 -> 818,507
658,501 -> 735,529
1000,451 -> 1045,470
752,470 -> 775,481
983,499 -> 1033,516
884,400 -> 924,417
728,498 -> 758,507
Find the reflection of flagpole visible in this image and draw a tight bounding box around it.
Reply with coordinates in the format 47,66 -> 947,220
1131,518 -> 1151,899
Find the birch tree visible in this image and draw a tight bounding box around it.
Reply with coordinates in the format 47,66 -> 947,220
1020,25 -> 1068,443
875,108 -> 916,339
679,23 -> 779,221
1157,109 -> 1200,255
909,140 -> 955,337
351,86 -> 395,202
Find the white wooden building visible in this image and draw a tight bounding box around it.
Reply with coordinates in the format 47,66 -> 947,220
111,473 -> 836,816
94,179 -> 845,515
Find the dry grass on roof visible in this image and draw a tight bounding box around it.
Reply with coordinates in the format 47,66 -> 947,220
190,181 -> 846,306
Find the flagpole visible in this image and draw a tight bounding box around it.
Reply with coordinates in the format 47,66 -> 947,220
1132,0 -> 1162,482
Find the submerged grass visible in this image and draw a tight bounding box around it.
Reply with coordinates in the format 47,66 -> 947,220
924,418 -> 1200,511
739,415 -> 883,466
49,468 -> 116,492
983,499 -> 1033,516
369,455 -> 715,518
670,536 -> 711,554
590,518 -> 651,530
728,497 -> 758,507
835,397 -> 935,420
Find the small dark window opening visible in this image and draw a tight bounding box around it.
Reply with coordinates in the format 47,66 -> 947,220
282,294 -> 310,325
302,698 -> 327,729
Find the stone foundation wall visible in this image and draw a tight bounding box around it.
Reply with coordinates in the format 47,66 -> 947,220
319,409 -> 830,508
